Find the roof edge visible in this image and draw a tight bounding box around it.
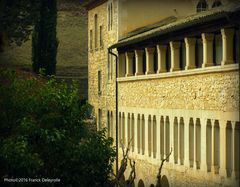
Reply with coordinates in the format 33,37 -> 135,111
84,0 -> 108,10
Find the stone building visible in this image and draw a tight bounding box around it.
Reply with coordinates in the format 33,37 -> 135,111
86,0 -> 239,186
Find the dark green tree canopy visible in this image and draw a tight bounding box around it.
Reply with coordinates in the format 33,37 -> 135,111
32,0 -> 58,75
0,0 -> 40,45
0,69 -> 116,186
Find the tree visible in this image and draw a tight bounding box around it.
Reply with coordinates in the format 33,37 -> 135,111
0,69 -> 115,186
32,0 -> 58,75
0,0 -> 40,46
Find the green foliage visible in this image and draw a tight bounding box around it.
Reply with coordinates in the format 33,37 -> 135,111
32,0 -> 58,75
0,0 -> 40,46
0,69 -> 115,187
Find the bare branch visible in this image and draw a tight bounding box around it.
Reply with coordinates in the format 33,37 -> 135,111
156,148 -> 172,187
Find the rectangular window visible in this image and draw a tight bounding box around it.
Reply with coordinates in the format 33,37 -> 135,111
110,2 -> 113,30
89,30 -> 93,50
108,4 -> 110,31
107,2 -> 113,31
100,25 -> 103,48
98,70 -> 102,95
94,14 -> 98,49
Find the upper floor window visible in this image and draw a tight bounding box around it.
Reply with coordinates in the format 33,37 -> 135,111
89,29 -> 93,50
212,0 -> 222,8
94,14 -> 98,49
108,2 -> 113,31
197,0 -> 208,12
99,25 -> 103,48
98,70 -> 102,95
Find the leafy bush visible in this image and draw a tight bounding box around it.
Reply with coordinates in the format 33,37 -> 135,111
0,69 -> 115,187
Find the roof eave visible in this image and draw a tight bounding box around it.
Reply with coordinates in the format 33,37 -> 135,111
109,9 -> 240,50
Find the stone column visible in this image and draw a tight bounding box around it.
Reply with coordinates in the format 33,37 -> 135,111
156,45 -> 167,73
152,119 -> 155,159
201,119 -> 207,172
125,114 -> 128,148
118,113 -> 122,147
170,41 -> 181,71
231,121 -> 236,179
118,53 -> 126,77
185,38 -> 196,70
178,120 -> 181,164
145,114 -> 149,157
135,50 -> 144,75
193,122 -> 197,169
202,33 -> 214,67
145,47 -> 155,74
184,119 -> 190,167
221,28 -> 234,65
156,117 -> 161,160
134,114 -> 138,154
169,117 -> 174,164
140,116 -> 143,155
163,120 -> 167,159
211,119 -> 215,173
126,52 -> 134,76
219,120 -> 227,177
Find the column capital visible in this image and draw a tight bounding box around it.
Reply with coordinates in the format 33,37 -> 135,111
126,51 -> 134,58
184,37 -> 196,45
202,33 -> 214,42
221,28 -> 234,38
157,45 -> 167,51
219,119 -> 228,129
118,52 -> 125,56
221,28 -> 234,65
170,41 -> 181,49
145,47 -> 155,54
135,49 -> 144,56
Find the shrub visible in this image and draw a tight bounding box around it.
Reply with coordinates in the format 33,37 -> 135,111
0,69 -> 115,187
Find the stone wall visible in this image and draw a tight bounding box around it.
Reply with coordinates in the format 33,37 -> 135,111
87,1 -> 240,187
88,0 -> 118,127
118,70 -> 239,113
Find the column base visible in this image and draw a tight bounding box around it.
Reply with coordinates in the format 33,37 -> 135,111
145,71 -> 154,75
170,67 -> 181,72
184,159 -> 190,168
200,164 -> 208,172
211,165 -> 220,174
202,62 -> 214,68
135,72 -> 144,76
221,60 -> 234,66
219,168 -> 227,178
185,65 -> 196,70
169,157 -> 175,164
157,69 -> 167,73
126,73 -> 133,77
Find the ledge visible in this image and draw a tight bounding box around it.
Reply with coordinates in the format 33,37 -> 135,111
117,64 -> 239,82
